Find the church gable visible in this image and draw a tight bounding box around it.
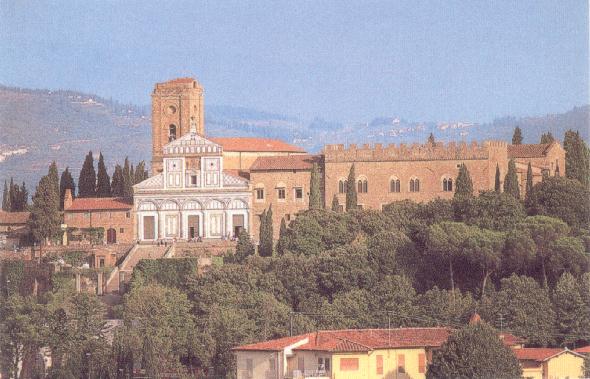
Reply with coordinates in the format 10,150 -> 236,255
163,132 -> 222,156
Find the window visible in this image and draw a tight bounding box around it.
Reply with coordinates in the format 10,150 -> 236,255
376,355 -> 383,374
294,187 -> 303,199
338,180 -> 347,194
126,211 -> 130,218
357,179 -> 368,193
165,215 -> 178,237
340,358 -> 359,371
269,357 -> 276,371
390,178 -> 400,193
318,357 -> 330,373
418,353 -> 426,374
397,354 -> 405,373
169,124 -> 177,141
191,175 -> 197,185
357,204 -> 364,210
277,188 -> 286,200
410,178 -> 420,192
443,178 -> 453,192
285,214 -> 291,221
298,357 -> 304,371
256,188 -> 264,200
119,228 -> 124,233
99,258 -> 105,268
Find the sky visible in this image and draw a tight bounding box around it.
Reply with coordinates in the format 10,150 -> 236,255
0,1 -> 588,123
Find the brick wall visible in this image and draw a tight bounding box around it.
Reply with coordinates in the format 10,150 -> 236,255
64,210 -> 135,243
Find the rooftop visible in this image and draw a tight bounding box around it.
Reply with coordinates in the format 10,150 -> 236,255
507,143 -> 553,158
210,137 -> 306,153
250,154 -> 321,171
0,211 -> 30,224
513,348 -> 581,362
66,197 -> 133,211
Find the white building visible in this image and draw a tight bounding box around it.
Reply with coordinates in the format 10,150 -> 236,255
134,120 -> 251,241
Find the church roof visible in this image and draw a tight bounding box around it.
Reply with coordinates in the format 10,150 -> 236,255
66,198 -> 133,211
133,171 -> 248,190
210,137 -> 305,153
163,132 -> 222,156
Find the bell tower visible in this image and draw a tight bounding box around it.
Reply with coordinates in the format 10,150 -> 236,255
151,78 -> 204,173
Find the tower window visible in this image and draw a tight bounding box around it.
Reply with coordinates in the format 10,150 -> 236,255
169,124 -> 177,142
443,178 -> 453,192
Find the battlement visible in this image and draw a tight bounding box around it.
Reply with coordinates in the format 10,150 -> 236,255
323,140 -> 507,162
154,77 -> 203,92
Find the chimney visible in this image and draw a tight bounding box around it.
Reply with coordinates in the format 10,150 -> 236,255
64,188 -> 73,210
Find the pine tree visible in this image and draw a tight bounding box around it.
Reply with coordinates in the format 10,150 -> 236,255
553,273 -> 586,345
96,153 -> 111,197
540,132 -> 554,144
29,174 -> 61,249
564,130 -> 590,188
503,159 -> 520,199
122,157 -> 133,198
276,218 -> 289,255
59,168 -> 75,210
494,164 -> 501,192
331,194 -> 340,212
78,151 -> 96,198
512,126 -> 523,145
345,164 -> 357,211
428,133 -> 435,145
111,165 -> 125,197
2,180 -> 9,211
454,163 -> 473,198
524,162 -> 536,212
309,162 -> 322,210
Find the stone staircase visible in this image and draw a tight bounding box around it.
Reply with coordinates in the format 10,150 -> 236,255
104,244 -> 168,294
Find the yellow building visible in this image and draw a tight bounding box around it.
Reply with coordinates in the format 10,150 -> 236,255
514,348 -> 585,379
233,328 -> 523,379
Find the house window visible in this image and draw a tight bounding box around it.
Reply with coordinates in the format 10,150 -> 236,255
390,178 -> 400,192
397,354 -> 405,373
357,179 -> 368,193
99,258 -> 105,268
338,180 -> 347,194
277,188 -> 286,200
318,357 -> 330,373
418,353 -> 426,373
119,228 -> 124,234
126,212 -> 130,218
410,178 -> 420,192
294,187 -> 303,199
376,355 -> 383,374
169,124 -> 177,141
256,188 -> 264,200
340,358 -> 359,371
443,178 -> 453,192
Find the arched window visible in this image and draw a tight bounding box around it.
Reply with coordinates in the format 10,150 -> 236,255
443,178 -> 453,192
338,180 -> 347,194
410,178 -> 420,192
169,124 -> 177,141
357,179 -> 368,193
390,178 -> 400,193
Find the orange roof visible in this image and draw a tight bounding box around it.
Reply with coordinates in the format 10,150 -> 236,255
513,348 -> 568,362
575,345 -> 590,354
66,197 -> 132,211
232,334 -> 314,351
508,143 -> 552,158
0,211 -> 30,225
250,154 -> 321,171
210,137 -> 305,153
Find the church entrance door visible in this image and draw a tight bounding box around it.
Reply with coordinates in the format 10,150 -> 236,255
232,215 -> 244,238
188,215 -> 200,239
143,216 -> 155,240
209,214 -> 223,238
107,228 -> 117,244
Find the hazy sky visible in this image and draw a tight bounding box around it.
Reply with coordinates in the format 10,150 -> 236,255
0,1 -> 588,122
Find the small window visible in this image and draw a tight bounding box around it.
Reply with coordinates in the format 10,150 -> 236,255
340,358 -> 359,371
397,354 -> 405,373
410,178 -> 420,192
390,178 -> 400,193
443,178 -> 453,192
318,357 -> 330,373
286,214 -> 291,221
376,355 -> 383,374
277,188 -> 286,200
169,124 -> 177,142
357,179 -> 368,193
119,228 -> 124,234
294,187 -> 303,199
125,212 -> 130,218
191,175 -> 197,185
99,258 -> 105,268
256,188 -> 264,200
338,180 -> 347,194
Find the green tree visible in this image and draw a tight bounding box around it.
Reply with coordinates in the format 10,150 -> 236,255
331,194 -> 340,212
345,164 -> 357,211
78,151 -> 96,198
503,159 -> 520,199
95,153 -> 111,197
501,229 -> 536,276
122,157 -> 133,198
49,161 -> 59,200
29,174 -> 61,248
454,163 -> 473,198
464,191 -> 525,231
463,227 -> 505,296
495,163 -> 501,192
417,287 -> 477,327
110,164 -> 125,197
524,162 -> 537,212
59,168 -> 75,210
553,273 -> 588,346
564,129 -> 590,188
532,176 -> 590,230
276,218 -> 289,255
234,229 -> 255,262
133,161 -> 148,184
308,162 -> 322,210
428,132 -> 436,145
547,237 -> 588,281
540,132 -> 554,144
512,126 -> 523,145
427,322 -> 522,379
258,207 -> 273,257
1,180 -> 9,211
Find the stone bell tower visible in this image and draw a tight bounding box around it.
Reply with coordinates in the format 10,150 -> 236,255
151,78 -> 204,173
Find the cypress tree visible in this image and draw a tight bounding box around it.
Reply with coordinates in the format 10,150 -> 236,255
134,161 -> 148,184
331,194 -> 340,212
78,151 -> 96,198
540,132 -> 554,144
122,157 -> 133,198
564,130 -> 590,188
29,174 -> 61,249
96,153 -> 111,197
258,208 -> 274,257
309,162 -> 322,210
111,165 -> 125,197
12,182 -> 28,211
554,162 -> 560,177
428,133 -> 435,145
503,159 -> 520,199
512,126 -> 523,145
264,206 -> 274,256
49,161 -> 59,199
345,164 -> 357,211
59,168 -> 75,210
524,162 -> 537,212
276,218 -> 289,255
454,163 -> 473,198
2,180 -> 8,211
8,177 -> 14,210
494,164 -> 501,192
11,182 -> 21,211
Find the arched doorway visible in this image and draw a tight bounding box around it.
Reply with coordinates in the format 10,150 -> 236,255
106,228 -> 117,244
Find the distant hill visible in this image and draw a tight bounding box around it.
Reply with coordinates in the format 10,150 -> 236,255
0,84 -> 587,189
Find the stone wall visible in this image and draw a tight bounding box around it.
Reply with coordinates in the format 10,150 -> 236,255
64,210 -> 135,244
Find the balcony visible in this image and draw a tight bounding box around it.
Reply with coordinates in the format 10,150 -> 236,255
286,369 -> 330,379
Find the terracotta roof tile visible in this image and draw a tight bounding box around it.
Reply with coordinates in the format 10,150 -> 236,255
513,348 -> 565,362
210,137 -> 305,153
507,143 -> 551,158
66,197 -> 133,211
575,345 -> 590,354
0,211 -> 30,225
250,155 -> 321,171
231,333 -> 313,351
